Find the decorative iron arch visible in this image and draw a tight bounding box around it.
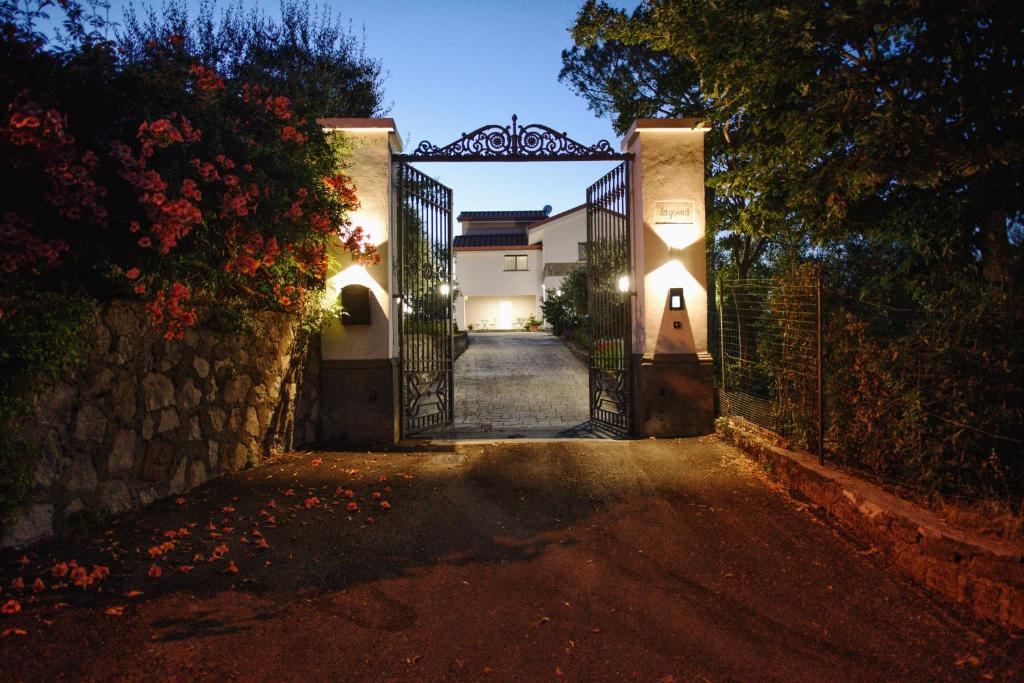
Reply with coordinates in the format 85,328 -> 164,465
395,115 -> 632,162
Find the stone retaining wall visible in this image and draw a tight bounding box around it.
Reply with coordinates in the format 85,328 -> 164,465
454,331 -> 470,360
718,417 -> 1024,631
561,338 -> 589,368
2,301 -> 318,547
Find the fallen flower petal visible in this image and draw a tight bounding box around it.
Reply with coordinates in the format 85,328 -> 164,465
1,628 -> 27,637
224,561 -> 239,575
346,502 -> 359,512
126,590 -> 144,598
1,599 -> 21,615
175,497 -> 186,505
380,501 -> 392,511
105,606 -> 126,616
147,564 -> 162,578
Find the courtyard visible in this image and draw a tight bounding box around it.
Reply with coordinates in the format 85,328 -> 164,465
438,332 -> 590,439
1,438 -> 1020,681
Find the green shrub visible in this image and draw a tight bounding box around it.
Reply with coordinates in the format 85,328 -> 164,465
827,279 -> 1023,502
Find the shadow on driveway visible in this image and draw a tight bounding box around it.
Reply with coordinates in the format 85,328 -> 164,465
1,438 -> 1020,681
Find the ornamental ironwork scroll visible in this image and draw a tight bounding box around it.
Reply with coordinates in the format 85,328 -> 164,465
396,115 -> 631,162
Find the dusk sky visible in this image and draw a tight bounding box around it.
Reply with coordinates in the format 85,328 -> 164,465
345,0 -> 625,224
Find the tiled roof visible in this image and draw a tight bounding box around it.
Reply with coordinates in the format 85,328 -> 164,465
457,209 -> 551,222
453,233 -> 530,249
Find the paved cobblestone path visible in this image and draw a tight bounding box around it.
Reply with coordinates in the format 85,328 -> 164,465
439,332 -> 589,438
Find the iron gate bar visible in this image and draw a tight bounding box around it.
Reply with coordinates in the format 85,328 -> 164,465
395,115 -> 633,163
395,161 -> 454,437
586,161 -> 633,435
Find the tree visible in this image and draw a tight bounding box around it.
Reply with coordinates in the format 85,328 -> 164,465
565,1 -> 1024,502
561,10 -> 771,283
118,0 -> 386,121
541,266 -> 587,336
567,0 -> 1024,285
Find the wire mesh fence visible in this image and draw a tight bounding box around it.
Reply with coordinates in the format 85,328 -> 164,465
715,271 -> 824,461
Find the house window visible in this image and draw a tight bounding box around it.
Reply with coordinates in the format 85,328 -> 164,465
578,242 -> 587,261
504,255 -> 528,271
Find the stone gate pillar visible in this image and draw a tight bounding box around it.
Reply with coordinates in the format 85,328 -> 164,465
624,118 -> 715,436
317,118 -> 402,445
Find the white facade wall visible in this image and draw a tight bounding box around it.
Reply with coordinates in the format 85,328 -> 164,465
530,207 -> 587,311
454,249 -> 542,328
319,125 -> 399,361
530,207 -> 587,265
453,208 -> 588,329
461,295 -> 537,330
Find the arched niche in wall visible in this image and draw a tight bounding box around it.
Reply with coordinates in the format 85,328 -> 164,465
341,284 -> 371,325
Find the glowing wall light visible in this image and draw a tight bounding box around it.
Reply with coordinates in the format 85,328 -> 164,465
618,275 -> 631,293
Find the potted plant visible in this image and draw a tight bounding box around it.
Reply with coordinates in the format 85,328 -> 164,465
524,315 -> 542,332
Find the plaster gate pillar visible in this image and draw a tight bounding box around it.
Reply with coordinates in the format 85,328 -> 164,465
624,119 -> 715,436
317,118 -> 402,445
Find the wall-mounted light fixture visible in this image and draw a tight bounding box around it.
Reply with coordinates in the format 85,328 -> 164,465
669,287 -> 685,310
618,275 -> 631,294
439,283 -> 451,297
341,284 -> 372,325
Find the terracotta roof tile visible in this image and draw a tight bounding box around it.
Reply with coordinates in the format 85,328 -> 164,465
457,209 -> 550,222
453,233 -> 529,248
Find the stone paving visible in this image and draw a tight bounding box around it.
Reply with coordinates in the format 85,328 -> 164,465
436,332 -> 590,439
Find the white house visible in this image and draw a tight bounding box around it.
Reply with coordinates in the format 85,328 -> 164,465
454,204 -> 588,330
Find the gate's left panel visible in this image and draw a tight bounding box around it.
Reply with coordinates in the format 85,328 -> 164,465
318,118 -> 403,446
394,162 -> 455,437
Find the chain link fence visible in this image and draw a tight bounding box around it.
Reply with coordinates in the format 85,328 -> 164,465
714,271 -> 824,462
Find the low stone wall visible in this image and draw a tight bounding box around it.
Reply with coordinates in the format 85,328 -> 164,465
561,338 -> 589,367
718,418 -> 1024,631
2,301 -> 318,547
454,331 -> 470,360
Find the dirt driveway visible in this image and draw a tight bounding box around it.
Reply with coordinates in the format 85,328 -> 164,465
1,438 -> 1020,681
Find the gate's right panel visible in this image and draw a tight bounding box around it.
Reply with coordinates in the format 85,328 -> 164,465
586,161 -> 633,434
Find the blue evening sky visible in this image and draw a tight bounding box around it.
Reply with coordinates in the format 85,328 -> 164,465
352,0 -> 627,226
74,0 -> 631,231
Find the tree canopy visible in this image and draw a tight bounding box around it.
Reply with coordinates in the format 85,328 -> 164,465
563,0 -> 1024,285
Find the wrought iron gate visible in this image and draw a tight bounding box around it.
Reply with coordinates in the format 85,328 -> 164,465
395,162 -> 454,437
586,162 -> 633,434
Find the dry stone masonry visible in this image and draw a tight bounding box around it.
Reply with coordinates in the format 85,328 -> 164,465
719,418 -> 1024,631
2,301 -> 318,547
